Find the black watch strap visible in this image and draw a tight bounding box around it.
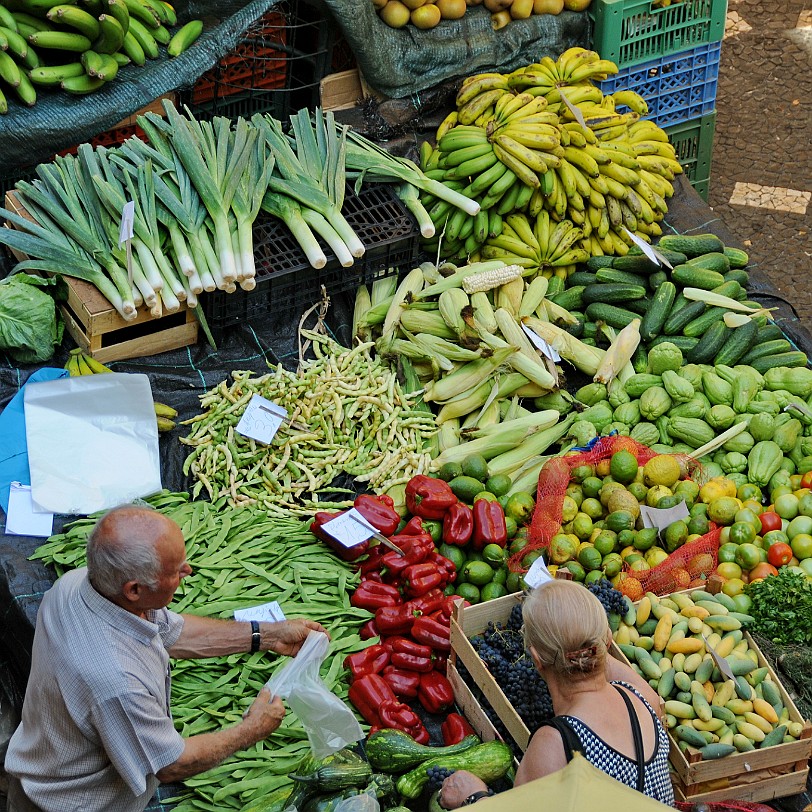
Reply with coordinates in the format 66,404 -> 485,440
462,789 -> 494,806
250,620 -> 261,653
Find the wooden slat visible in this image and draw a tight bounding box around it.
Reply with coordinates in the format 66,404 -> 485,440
674,766 -> 809,803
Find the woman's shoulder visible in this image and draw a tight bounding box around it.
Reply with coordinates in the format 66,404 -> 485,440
518,721 -> 571,784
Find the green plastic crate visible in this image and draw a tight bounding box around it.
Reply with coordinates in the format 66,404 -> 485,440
589,0 -> 728,71
665,111 -> 715,201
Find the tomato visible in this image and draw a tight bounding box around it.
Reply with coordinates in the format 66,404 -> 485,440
791,533 -> 812,561
718,542 -> 739,564
729,521 -> 756,546
749,562 -> 779,581
801,471 -> 812,490
767,542 -> 793,568
759,511 -> 783,534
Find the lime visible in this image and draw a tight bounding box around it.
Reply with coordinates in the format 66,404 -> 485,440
566,484 -> 584,508
455,583 -> 481,604
687,513 -> 710,537
610,450 -> 639,485
580,497 -> 604,520
449,476 -> 486,504
582,476 -> 603,499
505,492 -> 536,524
561,495 -> 579,523
663,519 -> 688,552
466,550 -> 484,563
492,566 -> 508,585
605,510 -> 635,534
584,569 -> 605,586
423,519 -> 443,544
522,550 -> 544,569
549,534 -> 577,564
509,531 -> 529,556
646,485 -> 673,507
486,474 -> 512,498
656,494 -> 683,510
498,494 -> 511,511
482,543 -> 507,567
628,482 -> 648,503
571,464 -> 595,483
633,527 -> 658,551
473,491 -> 498,503
562,560 -> 586,581
577,544 -> 602,571
506,571 -> 524,592
444,584 -> 457,596
461,454 -> 489,482
438,462 -> 463,482
462,560 -> 495,586
481,582 -> 508,601
504,516 -> 518,540
572,512 -> 594,540
438,543 -> 465,572
593,530 -> 618,556
618,528 -> 637,548
602,552 -> 623,578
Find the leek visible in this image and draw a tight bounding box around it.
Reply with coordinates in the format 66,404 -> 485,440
395,182 -> 435,238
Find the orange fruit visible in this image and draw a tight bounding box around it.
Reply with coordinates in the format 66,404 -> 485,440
671,568 -> 691,589
616,573 -> 644,601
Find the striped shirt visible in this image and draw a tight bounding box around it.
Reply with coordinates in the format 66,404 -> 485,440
6,567 -> 186,812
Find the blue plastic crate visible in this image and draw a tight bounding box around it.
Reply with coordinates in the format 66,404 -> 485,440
597,41 -> 721,128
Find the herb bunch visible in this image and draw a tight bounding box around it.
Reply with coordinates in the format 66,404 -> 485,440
747,568 -> 812,646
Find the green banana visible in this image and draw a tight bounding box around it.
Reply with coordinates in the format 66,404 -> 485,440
46,5 -> 100,39
28,30 -> 92,51
167,18 -> 202,56
61,73 -> 106,93
28,61 -> 85,85
92,13 -> 125,53
126,16 -> 158,58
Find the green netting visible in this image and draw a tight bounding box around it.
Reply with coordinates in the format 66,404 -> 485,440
320,1 -> 591,99
750,634 -> 812,723
0,0 -> 284,171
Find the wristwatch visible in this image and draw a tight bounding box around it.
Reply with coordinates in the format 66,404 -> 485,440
249,620 -> 261,653
461,789 -> 494,806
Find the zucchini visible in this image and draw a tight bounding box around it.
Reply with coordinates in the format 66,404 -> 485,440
585,255 -> 616,271
549,285 -> 585,311
741,339 -> 794,364
632,344 -> 648,374
687,320 -> 730,364
582,283 -> 647,305
686,251 -> 731,273
568,271 -> 598,286
711,280 -> 745,301
290,751 -> 372,793
584,302 -> 640,328
683,306 -> 727,338
724,269 -> 750,287
663,299 -> 706,335
723,246 -> 750,269
659,233 -> 725,257
714,318 -> 759,366
755,323 -> 785,343
649,334 -> 700,352
366,730 -> 480,773
595,268 -> 649,287
640,280 -> 676,341
751,351 -> 809,374
672,264 -> 726,290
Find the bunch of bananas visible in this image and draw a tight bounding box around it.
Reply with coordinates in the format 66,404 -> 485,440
64,348 -> 178,431
0,0 -> 202,111
419,48 -> 682,268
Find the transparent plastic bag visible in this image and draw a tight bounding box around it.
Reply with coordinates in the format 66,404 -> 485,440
266,631 -> 363,759
334,790 -> 380,812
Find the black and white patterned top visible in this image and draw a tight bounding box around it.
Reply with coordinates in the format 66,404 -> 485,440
557,680 -> 675,806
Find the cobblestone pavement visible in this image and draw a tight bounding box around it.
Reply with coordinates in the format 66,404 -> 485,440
711,0 -> 812,321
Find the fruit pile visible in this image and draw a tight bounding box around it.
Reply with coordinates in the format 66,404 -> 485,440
0,0 -> 202,109
614,588 -> 806,761
419,49 -> 680,264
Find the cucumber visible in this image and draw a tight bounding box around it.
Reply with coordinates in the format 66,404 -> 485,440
585,255 -> 616,271
711,280 -> 745,301
626,297 -> 651,315
659,233 -> 725,257
687,320 -> 730,364
546,276 -> 565,296
649,335 -> 699,352
610,254 -> 662,274
663,299 -> 706,335
751,351 -> 809,374
632,344 -> 648,374
549,286 -> 585,311
568,271 -> 598,286
755,323 -> 785,343
595,268 -> 649,287
686,251 -> 731,273
683,306 -> 727,338
640,281 -> 676,341
672,264 -> 726,290
714,318 -> 759,366
724,269 -> 750,287
723,246 -> 750,269
648,269 -> 668,293
584,302 -> 640,328
620,247 -> 687,269
741,339 -> 793,364
582,283 -> 647,305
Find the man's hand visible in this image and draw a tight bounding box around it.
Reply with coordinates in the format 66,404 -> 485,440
241,687 -> 285,739
264,619 -> 329,656
439,770 -> 489,809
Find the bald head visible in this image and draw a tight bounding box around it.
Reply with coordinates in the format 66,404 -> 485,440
86,505 -> 183,601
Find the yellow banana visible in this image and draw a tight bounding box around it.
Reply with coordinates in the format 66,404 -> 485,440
632,140 -> 677,158
154,401 -> 178,419
562,146 -> 600,178
557,47 -> 599,81
499,95 -> 550,125
457,73 -> 509,106
81,353 -> 113,373
599,144 -> 640,170
601,161 -> 641,186
612,90 -> 649,115
505,213 -> 540,252
501,128 -> 559,152
596,124 -> 632,142
627,120 -> 670,143
492,141 -> 543,187
458,88 -> 507,125
567,59 -> 620,84
435,110 -> 459,142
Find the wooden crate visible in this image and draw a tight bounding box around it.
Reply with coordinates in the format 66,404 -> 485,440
3,191 -> 198,363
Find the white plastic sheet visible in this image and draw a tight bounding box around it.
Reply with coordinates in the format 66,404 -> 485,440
23,373 -> 162,515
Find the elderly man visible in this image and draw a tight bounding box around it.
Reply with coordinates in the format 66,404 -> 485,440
5,505 -> 327,812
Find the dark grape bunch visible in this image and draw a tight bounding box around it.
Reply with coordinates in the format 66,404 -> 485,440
426,765 -> 456,792
587,578 -> 628,617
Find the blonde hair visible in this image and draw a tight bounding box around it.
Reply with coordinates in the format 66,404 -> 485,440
522,580 -> 609,677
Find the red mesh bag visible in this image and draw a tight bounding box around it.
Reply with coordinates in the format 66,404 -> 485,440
511,435 -> 718,597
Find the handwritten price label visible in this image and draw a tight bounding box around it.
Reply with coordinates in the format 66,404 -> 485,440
322,509 -> 376,548
236,394 -> 287,445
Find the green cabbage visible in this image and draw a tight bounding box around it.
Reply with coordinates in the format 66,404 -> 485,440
0,274 -> 64,363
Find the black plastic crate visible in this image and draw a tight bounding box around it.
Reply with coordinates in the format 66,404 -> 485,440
201,183 -> 420,332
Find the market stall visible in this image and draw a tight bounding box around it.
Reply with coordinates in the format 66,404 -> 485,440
3,1 -> 812,811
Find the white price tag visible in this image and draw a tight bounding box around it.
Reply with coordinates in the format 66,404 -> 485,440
558,87 -> 587,130
702,634 -> 736,681
236,394 -> 287,445
621,227 -> 674,270
234,601 -> 286,624
639,500 -> 690,533
524,556 -> 554,589
522,323 -> 561,361
321,508 -> 376,548
118,201 -> 135,246
5,482 -> 54,537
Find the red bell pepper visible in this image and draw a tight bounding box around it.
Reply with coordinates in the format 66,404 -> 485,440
375,602 -> 422,635
348,673 -> 396,726
380,534 -> 433,579
411,589 -> 446,616
354,494 -> 400,536
379,698 -> 429,744
471,499 -> 508,551
359,545 -> 387,578
441,713 -> 476,745
359,619 -> 380,640
402,561 -> 444,597
433,653 -> 448,674
428,551 -> 457,585
399,515 -> 425,535
443,501 -> 474,546
381,666 -> 421,699
310,511 -> 369,561
418,671 -> 455,714
412,614 -> 451,652
380,636 -> 430,657
351,581 -> 401,611
385,637 -> 434,672
405,475 -> 457,520
343,645 -> 390,682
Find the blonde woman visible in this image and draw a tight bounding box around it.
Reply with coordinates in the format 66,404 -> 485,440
439,580 -> 674,808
